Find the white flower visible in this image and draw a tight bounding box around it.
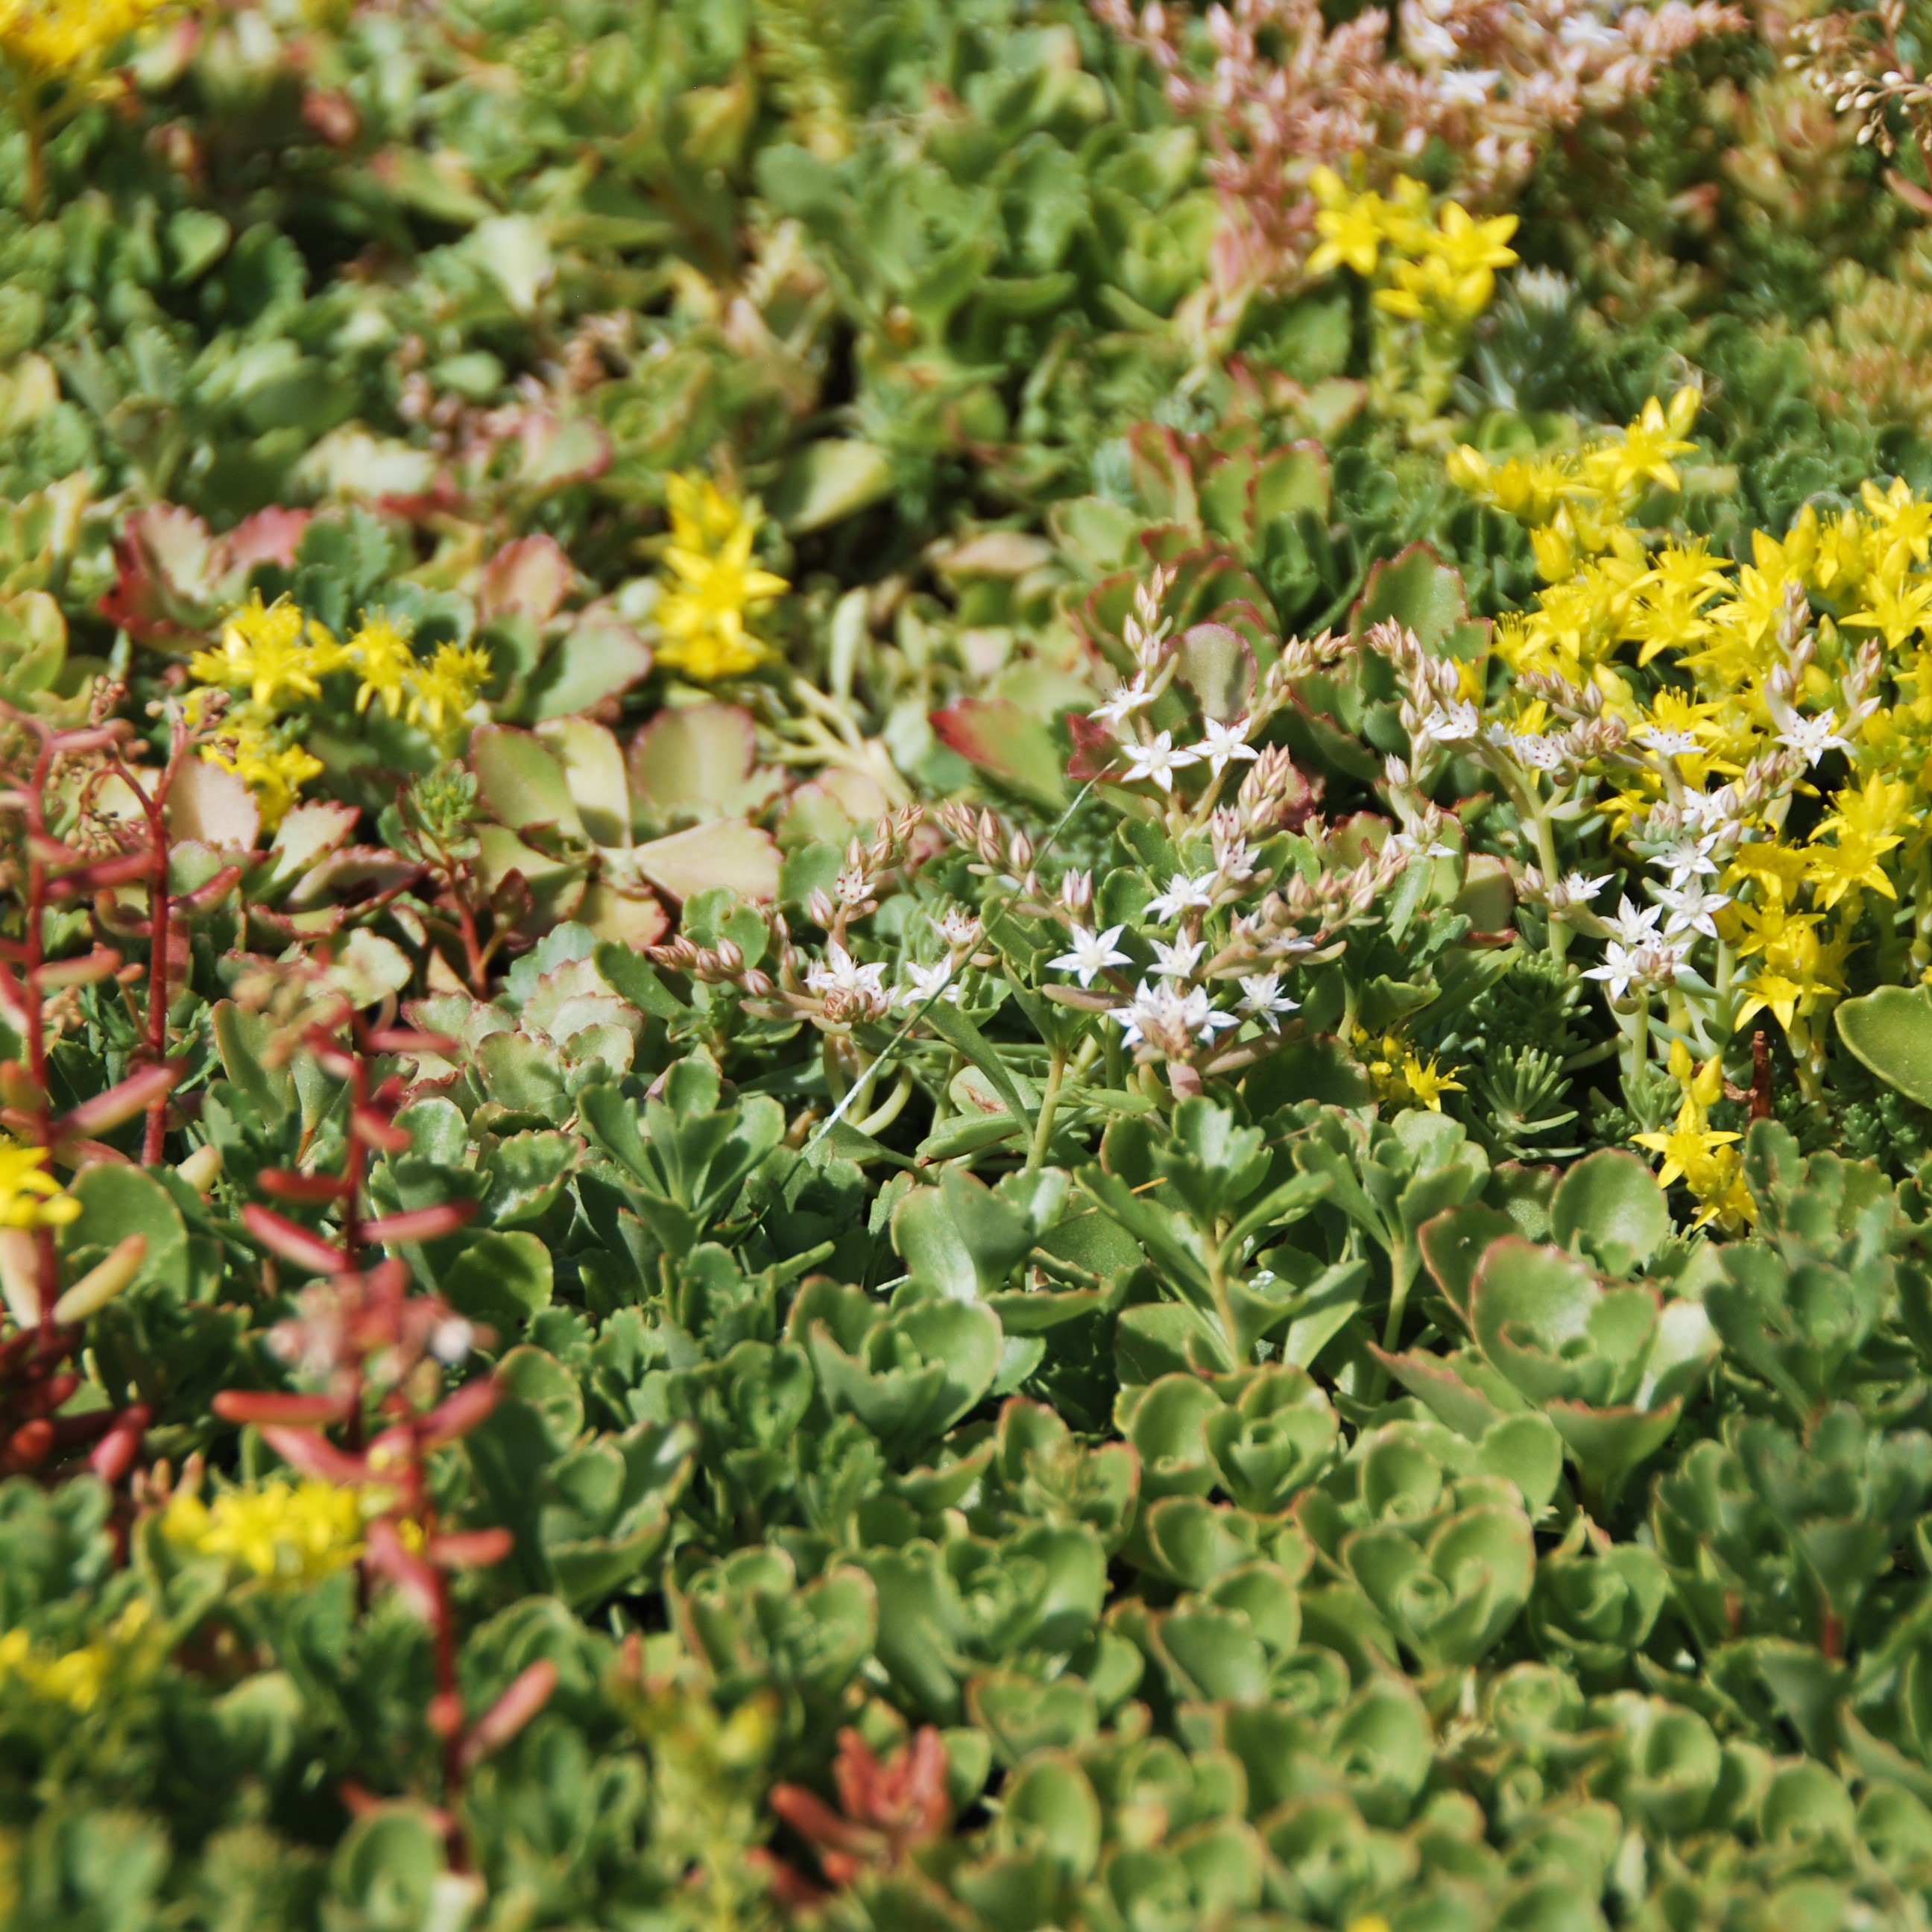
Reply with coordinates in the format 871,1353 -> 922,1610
1778,710 -> 1851,765
1047,922 -> 1131,988
835,865 -> 872,907
1184,988 -> 1240,1041
1196,716 -> 1260,776
1639,726 -> 1703,758
1144,871 -> 1219,922
1654,879 -> 1729,940
1110,980 -> 1179,1050
1679,788 -> 1741,834
897,961 -> 959,1006
1488,722 -> 1565,771
1561,871 -> 1612,904
1652,833 -> 1721,887
1603,895 -> 1665,947
1585,941 -> 1641,1000
1119,730 -> 1201,792
1237,972 -> 1301,1030
806,940 -> 890,1003
932,907 -> 982,949
1150,935 -> 1206,979
1561,11 -> 1625,49
1403,6 -> 1461,61
1421,700 -> 1482,745
1438,66 -> 1498,104
1108,981 -> 1237,1051
1091,674 -> 1155,730
1386,826 -> 1458,862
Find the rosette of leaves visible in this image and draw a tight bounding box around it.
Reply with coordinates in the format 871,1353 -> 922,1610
1117,1364 -> 1339,1518
462,1345 -> 697,1609
1382,1152 -> 1714,1509
1292,1420 -> 1539,1675
469,707 -> 783,946
1525,1515 -> 1668,1685
1079,1097 -> 1348,1377
1701,1123 -> 1925,1425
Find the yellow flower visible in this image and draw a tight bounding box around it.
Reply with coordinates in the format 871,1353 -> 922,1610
1632,1096 -> 1741,1190
0,0 -> 174,75
1374,249 -> 1497,322
1580,393 -> 1698,503
1843,562 -> 1932,652
202,712 -> 323,831
1734,966 -> 1829,1035
189,594 -> 346,713
655,474 -> 789,681
1307,177 -> 1391,279
1860,476 -> 1932,574
405,641 -> 492,743
1401,1055 -> 1465,1111
163,1479 -> 368,1585
347,610 -> 417,718
665,470 -> 753,552
1421,202 -> 1518,279
0,1140 -> 78,1232
0,1601 -> 157,1713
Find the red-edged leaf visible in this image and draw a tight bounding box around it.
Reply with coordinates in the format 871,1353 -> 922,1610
47,850 -> 154,897
53,1062 -> 182,1140
242,1205 -> 347,1275
38,947 -> 124,990
213,1390 -> 353,1427
350,1107 -> 412,1153
257,1169 -> 353,1205
461,1659 -> 558,1767
365,1518 -> 440,1620
428,1527 -> 514,1570
362,1200 -> 478,1246
89,1403 -> 151,1486
259,1424 -> 370,1485
179,864 -> 245,913
418,1376 -> 499,1449
364,1028 -> 460,1056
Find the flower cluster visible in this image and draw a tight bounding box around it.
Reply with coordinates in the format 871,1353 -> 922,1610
1441,391 -> 1932,1217
1093,0 -> 1743,291
190,595 -> 490,825
0,1600 -> 160,1714
652,473 -> 789,682
1309,168 -> 1521,321
162,1475 -> 373,1587
0,1141 -> 78,1232
0,0 -> 173,78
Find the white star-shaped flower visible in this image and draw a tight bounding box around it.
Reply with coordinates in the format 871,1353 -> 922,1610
1143,871 -> 1219,922
1652,834 -> 1721,888
1655,880 -> 1729,940
1046,923 -> 1131,988
1237,972 -> 1301,1031
1196,716 -> 1260,776
897,961 -> 959,1006
1778,710 -> 1851,766
1091,674 -> 1155,730
1421,700 -> 1482,744
1585,941 -> 1641,1000
1149,935 -> 1206,980
1119,730 -> 1201,792
806,941 -> 890,1003
1639,726 -> 1703,759
1561,871 -> 1612,904
1603,895 -> 1665,947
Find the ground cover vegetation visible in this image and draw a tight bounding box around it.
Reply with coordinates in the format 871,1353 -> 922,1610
13,0 -> 1932,1927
